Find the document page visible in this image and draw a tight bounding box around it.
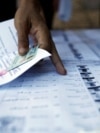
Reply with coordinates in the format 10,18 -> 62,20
0,19 -> 51,85
0,19 -> 100,133
0,61 -> 100,133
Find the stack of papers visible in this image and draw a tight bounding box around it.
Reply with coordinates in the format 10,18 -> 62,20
0,19 -> 100,133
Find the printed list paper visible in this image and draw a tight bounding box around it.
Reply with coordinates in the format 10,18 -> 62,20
0,19 -> 100,133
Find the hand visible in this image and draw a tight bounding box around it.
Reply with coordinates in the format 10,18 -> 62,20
14,0 -> 66,75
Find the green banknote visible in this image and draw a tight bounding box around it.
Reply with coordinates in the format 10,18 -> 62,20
8,46 -> 38,71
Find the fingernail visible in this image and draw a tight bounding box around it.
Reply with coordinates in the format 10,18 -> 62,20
56,64 -> 67,75
59,68 -> 67,75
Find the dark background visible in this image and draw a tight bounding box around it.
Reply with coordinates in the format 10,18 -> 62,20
0,0 -> 54,29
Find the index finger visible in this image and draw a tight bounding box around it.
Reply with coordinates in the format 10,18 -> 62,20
31,23 -> 67,75
50,41 -> 67,75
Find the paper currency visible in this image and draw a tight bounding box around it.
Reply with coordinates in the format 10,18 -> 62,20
8,46 -> 38,71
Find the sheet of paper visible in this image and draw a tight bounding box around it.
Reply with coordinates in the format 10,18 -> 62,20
0,19 -> 100,133
53,31 -> 100,61
0,19 -> 51,85
0,61 -> 100,133
83,30 -> 100,41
